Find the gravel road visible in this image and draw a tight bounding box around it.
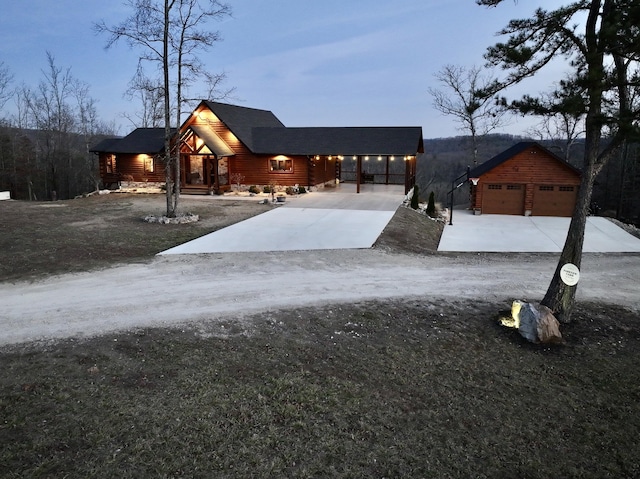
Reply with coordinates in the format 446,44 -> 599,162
1,250 -> 638,346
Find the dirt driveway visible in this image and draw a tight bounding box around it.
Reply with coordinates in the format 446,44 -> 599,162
1,249 -> 638,346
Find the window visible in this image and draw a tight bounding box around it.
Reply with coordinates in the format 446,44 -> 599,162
105,154 -> 115,174
488,184 -> 502,190
559,186 -> 575,192
506,185 -> 522,190
270,158 -> 293,172
539,185 -> 554,191
144,155 -> 154,173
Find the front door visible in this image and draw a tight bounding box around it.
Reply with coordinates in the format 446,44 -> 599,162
205,156 -> 230,193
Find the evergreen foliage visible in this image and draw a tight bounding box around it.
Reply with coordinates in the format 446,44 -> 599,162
426,191 -> 436,217
410,183 -> 420,209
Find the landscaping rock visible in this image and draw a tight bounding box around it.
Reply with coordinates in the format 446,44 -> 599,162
536,304 -> 563,344
142,213 -> 199,224
510,300 -> 563,344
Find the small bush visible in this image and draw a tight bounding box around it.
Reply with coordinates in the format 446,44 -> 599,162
263,185 -> 272,194
298,185 -> 306,194
410,183 -> 420,210
249,185 -> 260,194
285,186 -> 296,195
426,191 -> 436,217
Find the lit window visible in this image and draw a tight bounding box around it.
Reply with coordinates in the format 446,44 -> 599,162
270,158 -> 293,172
144,155 -> 154,173
105,154 -> 115,173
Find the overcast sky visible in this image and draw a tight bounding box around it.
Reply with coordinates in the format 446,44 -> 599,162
0,0 -> 568,138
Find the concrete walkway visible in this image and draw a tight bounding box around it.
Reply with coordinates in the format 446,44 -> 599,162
160,184 -> 405,254
438,210 -> 640,253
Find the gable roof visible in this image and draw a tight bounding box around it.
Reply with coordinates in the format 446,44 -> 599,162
188,125 -> 235,157
90,128 -> 174,154
468,141 -> 581,178
203,101 -> 285,150
251,127 -> 424,156
90,137 -> 121,153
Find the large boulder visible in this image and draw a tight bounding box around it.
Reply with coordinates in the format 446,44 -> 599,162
509,301 -> 563,344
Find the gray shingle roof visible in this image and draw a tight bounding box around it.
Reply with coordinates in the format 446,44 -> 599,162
203,101 -> 285,150
90,128 -> 174,154
89,137 -> 121,153
94,102 -> 424,158
468,142 -> 581,178
251,127 -> 424,156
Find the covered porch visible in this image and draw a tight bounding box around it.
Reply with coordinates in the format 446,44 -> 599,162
179,124 -> 234,194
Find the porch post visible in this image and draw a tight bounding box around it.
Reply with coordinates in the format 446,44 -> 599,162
213,154 -> 219,194
385,155 -> 390,185
356,156 -> 362,194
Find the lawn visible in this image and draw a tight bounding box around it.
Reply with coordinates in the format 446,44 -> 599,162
0,194 -> 639,478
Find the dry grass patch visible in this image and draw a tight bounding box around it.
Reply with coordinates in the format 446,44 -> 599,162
1,300 -> 639,478
0,194 -> 271,282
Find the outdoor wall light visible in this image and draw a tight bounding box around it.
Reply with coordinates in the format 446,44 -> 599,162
378,156 -> 382,161
390,156 -> 395,161
365,156 -> 369,161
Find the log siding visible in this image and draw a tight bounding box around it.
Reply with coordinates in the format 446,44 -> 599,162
471,144 -> 581,216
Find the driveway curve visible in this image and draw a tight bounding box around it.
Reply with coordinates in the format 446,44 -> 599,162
1,250 -> 638,346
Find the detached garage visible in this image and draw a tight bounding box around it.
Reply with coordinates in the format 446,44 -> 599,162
469,142 -> 581,217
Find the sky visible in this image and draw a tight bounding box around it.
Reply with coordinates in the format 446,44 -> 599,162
0,0 -> 569,138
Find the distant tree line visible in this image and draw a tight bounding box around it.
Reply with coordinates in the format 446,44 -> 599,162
0,54 -> 116,201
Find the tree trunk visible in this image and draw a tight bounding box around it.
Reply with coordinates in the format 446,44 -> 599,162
541,0 -> 607,324
541,163 -> 595,322
163,0 -> 175,218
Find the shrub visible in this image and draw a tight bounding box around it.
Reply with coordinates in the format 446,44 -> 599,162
263,185 -> 272,194
298,185 -> 306,194
426,191 -> 436,217
249,185 -> 260,194
410,183 -> 420,210
285,186 -> 296,195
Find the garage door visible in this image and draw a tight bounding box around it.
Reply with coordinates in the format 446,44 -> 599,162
482,184 -> 525,215
532,185 -> 577,217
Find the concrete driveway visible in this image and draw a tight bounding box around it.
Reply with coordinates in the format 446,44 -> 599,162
438,210 -> 640,253
160,184 -> 405,254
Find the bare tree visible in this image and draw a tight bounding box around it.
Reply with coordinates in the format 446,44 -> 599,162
123,67 -> 165,128
429,65 -> 508,164
74,81 -> 117,192
514,87 -> 586,164
0,61 -> 14,114
26,52 -> 77,199
170,0 -> 231,214
96,0 -> 231,217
